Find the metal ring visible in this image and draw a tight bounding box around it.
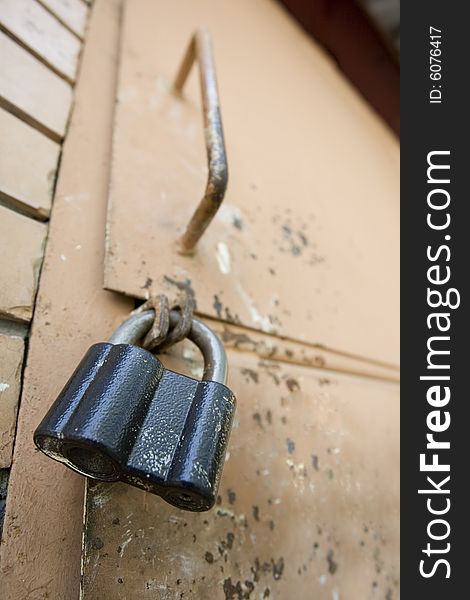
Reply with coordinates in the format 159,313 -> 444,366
109,310 -> 228,385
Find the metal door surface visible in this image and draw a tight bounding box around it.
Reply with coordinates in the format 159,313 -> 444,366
82,1 -> 399,598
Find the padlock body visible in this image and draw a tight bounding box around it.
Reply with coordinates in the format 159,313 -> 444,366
34,343 -> 236,511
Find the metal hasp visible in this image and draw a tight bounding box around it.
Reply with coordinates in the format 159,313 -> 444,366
33,310 -> 236,511
174,29 -> 228,254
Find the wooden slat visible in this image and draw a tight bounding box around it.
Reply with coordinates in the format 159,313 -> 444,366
0,1 -> 131,598
0,332 -> 24,468
0,108 -> 61,219
0,31 -> 73,141
39,0 -> 89,39
0,0 -> 82,82
0,206 -> 46,322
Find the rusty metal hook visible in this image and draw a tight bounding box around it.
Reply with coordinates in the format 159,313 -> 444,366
173,29 -> 228,254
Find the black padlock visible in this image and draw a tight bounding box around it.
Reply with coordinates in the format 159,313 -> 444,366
34,310 -> 236,511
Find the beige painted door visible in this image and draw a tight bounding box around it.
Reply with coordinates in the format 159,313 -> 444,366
81,1 -> 399,598
0,1 -> 399,598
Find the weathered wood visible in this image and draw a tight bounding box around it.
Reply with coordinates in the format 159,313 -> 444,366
0,0 -> 82,82
0,332 -> 24,468
104,0 -> 400,367
82,347 -> 400,599
0,206 -> 46,322
0,31 -> 73,141
0,107 -> 61,219
0,1 -> 130,598
38,0 -> 89,39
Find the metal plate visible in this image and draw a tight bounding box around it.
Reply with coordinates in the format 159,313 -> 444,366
104,0 -> 400,367
82,347 -> 399,599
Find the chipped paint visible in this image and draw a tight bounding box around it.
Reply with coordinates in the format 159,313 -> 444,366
216,242 -> 231,274
120,530 -> 133,554
0,383 -> 10,393
236,284 -> 275,333
216,202 -> 243,229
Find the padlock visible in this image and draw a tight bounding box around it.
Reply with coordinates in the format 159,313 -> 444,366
33,310 -> 236,512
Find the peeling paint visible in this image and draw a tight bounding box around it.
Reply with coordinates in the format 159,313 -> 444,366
217,203 -> 243,228
236,284 -> 275,333
216,242 -> 231,274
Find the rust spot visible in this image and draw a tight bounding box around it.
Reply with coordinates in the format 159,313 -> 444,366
327,549 -> 338,575
241,368 -> 259,384
224,306 -> 241,324
213,294 -> 223,318
233,216 -> 243,230
245,581 -> 255,596
222,578 -> 242,599
285,378 -> 300,392
253,413 -> 263,429
272,557 -> 285,580
267,371 -> 280,385
221,329 -> 255,350
92,537 -> 104,550
373,547 -> 384,574
218,532 -> 236,557
163,276 -> 197,308
141,277 -> 153,289
250,556 -> 285,582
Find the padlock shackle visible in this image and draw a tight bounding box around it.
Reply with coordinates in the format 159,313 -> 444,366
108,309 -> 228,385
